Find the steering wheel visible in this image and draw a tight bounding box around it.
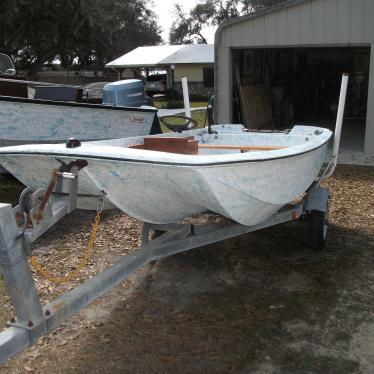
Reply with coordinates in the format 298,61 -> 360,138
160,115 -> 198,132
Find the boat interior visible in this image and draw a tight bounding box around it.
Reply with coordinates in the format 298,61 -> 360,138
85,125 -> 327,156
128,135 -> 287,155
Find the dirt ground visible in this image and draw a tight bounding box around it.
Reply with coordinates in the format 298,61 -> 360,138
0,165 -> 373,373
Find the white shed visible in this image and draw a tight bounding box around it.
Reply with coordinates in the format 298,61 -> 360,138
215,0 -> 374,154
106,45 -> 214,98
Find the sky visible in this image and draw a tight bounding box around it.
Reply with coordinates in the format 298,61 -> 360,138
151,0 -> 216,44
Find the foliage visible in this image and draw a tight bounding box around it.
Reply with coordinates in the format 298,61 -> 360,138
169,0 -> 287,44
241,0 -> 288,12
0,0 -> 161,76
164,100 -> 183,109
169,2 -> 216,45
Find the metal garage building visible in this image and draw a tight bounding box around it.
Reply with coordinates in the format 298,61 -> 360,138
214,0 -> 374,154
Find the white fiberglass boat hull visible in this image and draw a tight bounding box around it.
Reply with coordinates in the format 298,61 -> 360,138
0,96 -> 159,145
0,125 -> 332,226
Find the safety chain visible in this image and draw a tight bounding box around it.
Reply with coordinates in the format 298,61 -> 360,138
29,192 -> 105,284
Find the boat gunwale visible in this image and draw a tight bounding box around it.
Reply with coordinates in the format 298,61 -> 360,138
0,138 -> 331,167
0,95 -> 158,113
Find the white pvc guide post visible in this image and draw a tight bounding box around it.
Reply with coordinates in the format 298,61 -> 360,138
324,74 -> 349,179
181,76 -> 191,119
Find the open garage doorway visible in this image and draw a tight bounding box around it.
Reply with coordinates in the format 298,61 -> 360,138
232,46 -> 370,152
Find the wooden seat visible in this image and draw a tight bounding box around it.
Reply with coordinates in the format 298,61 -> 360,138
129,136 -> 198,155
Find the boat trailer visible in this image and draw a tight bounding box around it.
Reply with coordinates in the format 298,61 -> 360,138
0,74 -> 347,364
0,167 -> 329,364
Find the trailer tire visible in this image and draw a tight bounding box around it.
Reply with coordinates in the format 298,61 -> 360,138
309,210 -> 328,250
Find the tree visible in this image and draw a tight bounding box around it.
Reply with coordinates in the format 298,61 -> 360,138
170,3 -> 210,44
84,0 -> 162,70
170,0 -> 239,44
0,0 -> 162,76
169,0 -> 287,45
241,0 -> 288,12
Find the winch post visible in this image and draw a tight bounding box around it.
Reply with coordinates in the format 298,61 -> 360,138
67,169 -> 78,213
0,204 -> 43,324
0,169 -> 88,363
0,168 -> 80,326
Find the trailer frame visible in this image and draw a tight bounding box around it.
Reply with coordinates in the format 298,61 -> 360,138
0,169 -> 329,364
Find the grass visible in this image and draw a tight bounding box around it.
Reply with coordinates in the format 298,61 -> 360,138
191,110 -> 207,127
153,100 -> 208,110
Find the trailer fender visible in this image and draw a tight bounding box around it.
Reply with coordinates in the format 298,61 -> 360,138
305,187 -> 329,213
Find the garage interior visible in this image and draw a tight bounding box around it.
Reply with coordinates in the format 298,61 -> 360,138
232,46 -> 370,151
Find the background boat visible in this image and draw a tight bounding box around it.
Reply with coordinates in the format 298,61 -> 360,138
0,95 -> 160,146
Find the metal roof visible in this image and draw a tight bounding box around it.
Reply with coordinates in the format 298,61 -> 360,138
105,44 -> 214,68
105,45 -> 184,68
159,44 -> 214,64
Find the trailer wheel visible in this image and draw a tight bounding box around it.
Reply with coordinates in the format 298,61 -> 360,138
309,210 -> 328,250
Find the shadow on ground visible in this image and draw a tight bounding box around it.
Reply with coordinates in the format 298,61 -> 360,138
5,221 -> 372,373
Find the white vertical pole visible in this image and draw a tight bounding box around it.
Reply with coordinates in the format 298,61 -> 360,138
332,74 -> 349,164
181,76 -> 191,118
323,74 -> 349,179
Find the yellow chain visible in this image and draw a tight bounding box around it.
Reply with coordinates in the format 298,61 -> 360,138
29,212 -> 101,284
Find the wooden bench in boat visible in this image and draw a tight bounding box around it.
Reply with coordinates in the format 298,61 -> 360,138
129,136 -> 287,155
129,136 -> 199,154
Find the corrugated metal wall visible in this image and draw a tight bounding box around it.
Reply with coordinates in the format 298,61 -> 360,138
215,0 -> 374,153
219,0 -> 374,48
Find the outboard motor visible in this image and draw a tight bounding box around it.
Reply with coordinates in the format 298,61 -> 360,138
102,79 -> 152,107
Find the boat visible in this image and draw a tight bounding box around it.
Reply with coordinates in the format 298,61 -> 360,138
0,124 -> 332,226
0,95 -> 160,147
0,54 -> 160,146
